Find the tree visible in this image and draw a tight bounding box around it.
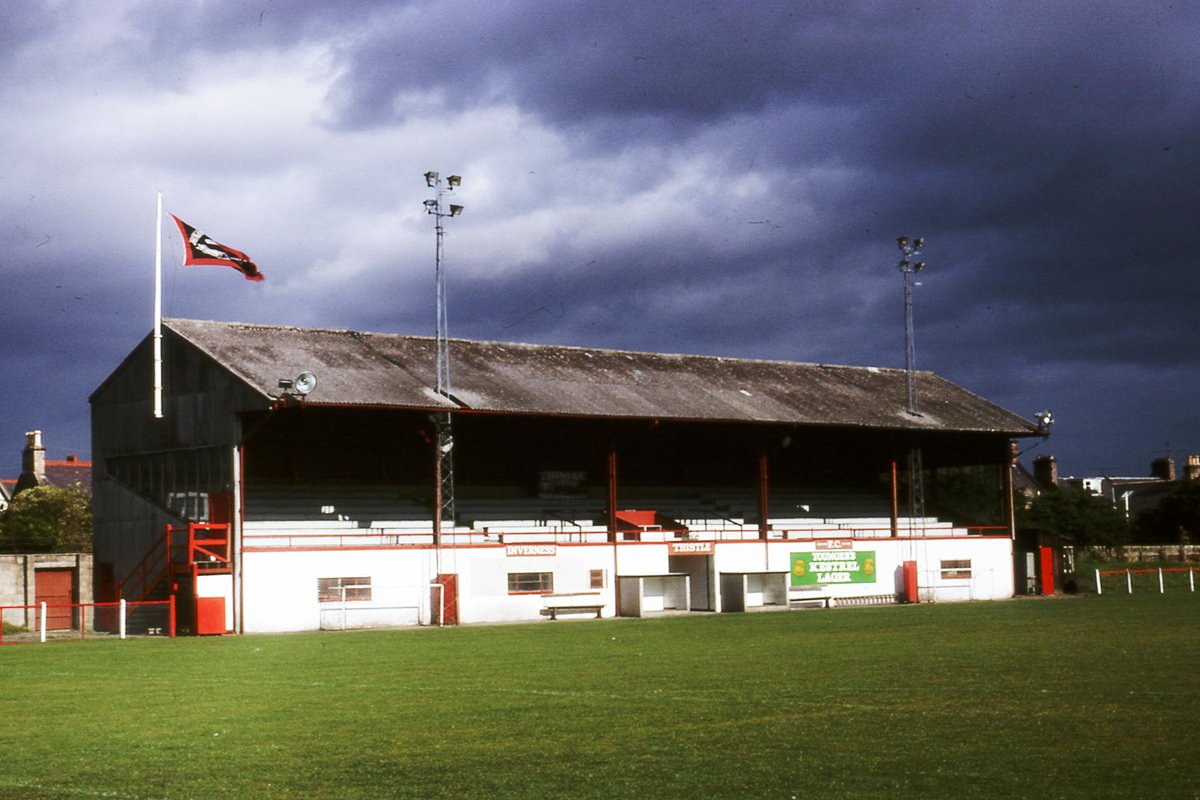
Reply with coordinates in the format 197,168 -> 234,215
0,485 -> 93,553
1134,480 -> 1200,545
1017,484 -> 1129,547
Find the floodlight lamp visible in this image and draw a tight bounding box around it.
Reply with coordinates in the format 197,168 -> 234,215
277,378 -> 294,390
423,199 -> 438,212
914,261 -> 926,271
913,237 -> 924,248
293,372 -> 318,396
447,175 -> 462,188
898,235 -> 910,247
449,204 -> 464,217
424,171 -> 439,187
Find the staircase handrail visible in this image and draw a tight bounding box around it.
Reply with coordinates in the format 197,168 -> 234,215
188,522 -> 231,566
118,526 -> 173,602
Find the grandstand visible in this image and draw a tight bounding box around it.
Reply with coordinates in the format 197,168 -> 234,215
90,319 -> 1038,633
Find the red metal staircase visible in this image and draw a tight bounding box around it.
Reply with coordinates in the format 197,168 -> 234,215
118,523 -> 231,635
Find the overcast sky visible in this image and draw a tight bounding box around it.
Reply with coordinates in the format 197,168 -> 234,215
2,1 -> 1197,481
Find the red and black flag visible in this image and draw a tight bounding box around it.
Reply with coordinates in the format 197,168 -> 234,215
170,215 -> 264,282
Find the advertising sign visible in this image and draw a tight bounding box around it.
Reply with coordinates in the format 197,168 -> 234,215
668,541 -> 714,555
505,544 -> 557,557
790,550 -> 877,586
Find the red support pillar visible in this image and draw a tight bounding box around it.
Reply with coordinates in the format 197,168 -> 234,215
607,447 -> 619,542
890,459 -> 900,538
758,451 -> 770,540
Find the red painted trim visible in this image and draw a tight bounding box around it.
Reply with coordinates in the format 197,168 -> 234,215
242,532 -> 1010,554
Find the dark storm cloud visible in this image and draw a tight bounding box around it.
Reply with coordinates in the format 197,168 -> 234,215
1,0 -> 1198,479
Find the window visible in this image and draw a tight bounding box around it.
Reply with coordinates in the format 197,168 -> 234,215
589,569 -> 606,589
940,560 -> 972,580
318,576 -> 371,602
508,572 -> 554,594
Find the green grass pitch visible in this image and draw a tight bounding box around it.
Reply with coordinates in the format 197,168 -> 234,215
1,594 -> 1197,799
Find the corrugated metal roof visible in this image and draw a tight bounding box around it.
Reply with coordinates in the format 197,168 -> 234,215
165,318 -> 1038,435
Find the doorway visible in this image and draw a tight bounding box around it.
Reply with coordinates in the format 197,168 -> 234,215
667,555 -> 712,611
34,568 -> 75,630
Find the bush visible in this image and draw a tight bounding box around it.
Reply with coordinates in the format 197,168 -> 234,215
1017,484 -> 1129,547
1134,480 -> 1200,544
0,485 -> 93,553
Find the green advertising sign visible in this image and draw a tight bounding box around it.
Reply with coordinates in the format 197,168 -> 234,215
790,550 -> 877,586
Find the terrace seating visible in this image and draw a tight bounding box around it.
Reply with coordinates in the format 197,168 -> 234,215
244,483 -> 430,523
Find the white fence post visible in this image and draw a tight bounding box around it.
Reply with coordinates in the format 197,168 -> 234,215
1158,568 -> 1165,594
1126,570 -> 1133,594
1191,568 -> 1196,593
40,602 -> 47,643
119,599 -> 127,640
1095,568 -> 1102,595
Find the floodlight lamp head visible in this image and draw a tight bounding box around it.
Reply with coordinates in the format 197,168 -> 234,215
898,235 -> 910,248
424,171 -> 439,187
447,175 -> 462,188
423,199 -> 438,212
914,237 -> 924,248
449,204 -> 464,217
293,372 -> 318,396
1035,409 -> 1054,435
914,261 -> 926,271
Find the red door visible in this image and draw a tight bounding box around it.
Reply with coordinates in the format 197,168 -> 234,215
1039,546 -> 1056,595
432,574 -> 459,625
195,597 -> 227,635
35,569 -> 75,630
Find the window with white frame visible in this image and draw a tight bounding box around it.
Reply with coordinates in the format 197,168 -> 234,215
318,576 -> 372,602
939,560 -> 972,580
508,572 -> 554,594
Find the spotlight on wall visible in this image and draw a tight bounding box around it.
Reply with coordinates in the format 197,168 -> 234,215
1035,409 -> 1054,436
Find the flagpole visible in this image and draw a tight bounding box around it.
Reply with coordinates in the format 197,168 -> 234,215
153,192 -> 163,419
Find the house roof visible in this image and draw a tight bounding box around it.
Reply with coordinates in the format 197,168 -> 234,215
45,457 -> 92,493
161,317 -> 1038,436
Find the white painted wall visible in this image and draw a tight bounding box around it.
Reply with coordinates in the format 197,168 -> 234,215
237,534 -> 1014,633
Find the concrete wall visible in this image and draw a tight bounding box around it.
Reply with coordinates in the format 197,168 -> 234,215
0,553 -> 93,629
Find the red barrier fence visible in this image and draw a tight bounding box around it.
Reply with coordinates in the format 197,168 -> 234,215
0,597 -> 176,645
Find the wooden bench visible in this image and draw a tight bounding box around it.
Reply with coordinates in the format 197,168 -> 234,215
542,604 -> 604,620
788,590 -> 833,609
541,592 -> 604,620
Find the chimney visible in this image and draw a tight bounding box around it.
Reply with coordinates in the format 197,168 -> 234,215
1187,455 -> 1200,482
1033,454 -> 1058,488
1151,457 -> 1176,482
15,430 -> 47,494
